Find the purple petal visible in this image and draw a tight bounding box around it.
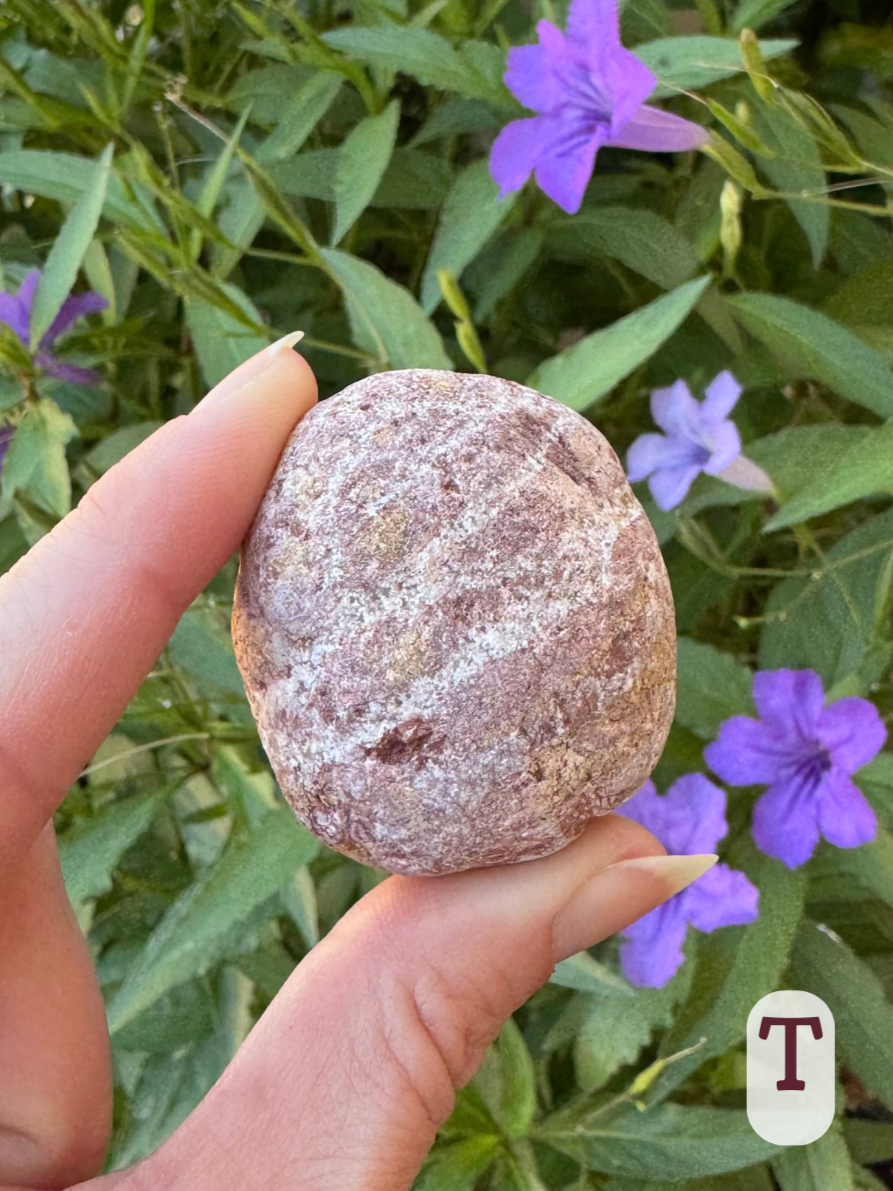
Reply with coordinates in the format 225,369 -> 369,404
663,773 -> 729,855
490,116 -> 553,198
608,104 -> 709,152
818,697 -> 887,775
753,669 -> 825,742
566,0 -> 622,48
752,777 -> 821,869
622,775 -> 729,855
0,292 -> 29,344
599,46 -> 658,136
533,121 -> 605,214
17,269 -> 39,311
41,290 -> 107,348
504,22 -> 570,114
648,463 -> 702,510
650,379 -> 701,438
702,418 -> 742,475
704,716 -> 790,786
36,351 -> 103,386
0,424 -> 13,472
702,370 -> 742,420
817,769 -> 877,851
715,455 -> 774,494
626,432 -> 702,482
686,863 -> 759,932
617,779 -> 659,829
620,899 -> 689,987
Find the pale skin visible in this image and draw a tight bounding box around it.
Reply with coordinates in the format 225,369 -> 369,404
0,344 -> 715,1191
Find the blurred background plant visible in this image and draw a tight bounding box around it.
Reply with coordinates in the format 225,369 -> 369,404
3,0 -> 893,1185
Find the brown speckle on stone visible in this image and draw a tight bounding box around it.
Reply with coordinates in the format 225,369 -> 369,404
233,369 -> 676,875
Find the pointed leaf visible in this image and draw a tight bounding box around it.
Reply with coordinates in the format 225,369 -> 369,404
107,807 -> 319,1034
332,100 -> 400,244
322,248 -> 451,368
421,160 -> 516,312
59,783 -> 174,906
727,292 -> 893,417
766,419 -> 893,530
184,281 -> 269,388
529,276 -> 710,412
255,71 -> 343,164
635,35 -> 798,94
790,920 -> 893,1110
30,143 -> 113,350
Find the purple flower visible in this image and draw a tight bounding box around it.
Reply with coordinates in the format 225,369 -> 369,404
0,269 -> 107,385
617,775 -> 759,987
489,0 -> 708,214
705,669 -> 886,870
0,423 -> 12,477
627,370 -> 759,511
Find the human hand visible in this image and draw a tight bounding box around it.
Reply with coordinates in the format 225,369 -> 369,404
0,345 -> 715,1191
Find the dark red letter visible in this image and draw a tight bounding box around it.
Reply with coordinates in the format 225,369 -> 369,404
759,1017 -> 823,1090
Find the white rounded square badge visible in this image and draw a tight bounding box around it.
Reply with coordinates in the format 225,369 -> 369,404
747,990 -> 835,1145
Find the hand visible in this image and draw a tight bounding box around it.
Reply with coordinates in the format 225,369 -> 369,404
0,346 -> 710,1191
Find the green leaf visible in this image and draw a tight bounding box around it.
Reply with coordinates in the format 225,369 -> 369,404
732,0 -> 802,33
30,143 -> 113,350
0,149 -> 162,233
332,100 -> 401,245
772,1123 -> 854,1191
79,422 -> 163,481
211,744 -> 280,826
59,784 -> 173,906
184,281 -> 269,389
675,637 -> 754,741
0,397 -> 77,521
574,978 -> 684,1092
113,978 -> 216,1054
528,276 -> 710,412
414,1137 -> 501,1191
168,606 -> 247,699
255,71 -> 343,164
765,419 -> 893,530
321,248 -> 451,369
190,105 -> 253,262
107,806 -> 319,1034
726,292 -> 893,417
550,951 -> 634,997
822,251 -> 893,330
652,843 -> 807,1100
548,207 -> 700,291
495,1019 -> 537,1139
810,827 -> 893,911
759,506 -> 893,690
211,175 -> 267,278
858,752 -> 893,829
844,1118 -> 893,1165
538,1102 -> 781,1179
320,27 -> 508,105
753,100 -> 829,268
790,920 -> 893,1110
420,160 -> 516,313
635,35 -> 798,94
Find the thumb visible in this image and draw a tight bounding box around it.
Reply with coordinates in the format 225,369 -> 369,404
104,814 -> 714,1191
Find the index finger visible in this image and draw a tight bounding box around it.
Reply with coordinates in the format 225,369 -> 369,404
0,338 -> 317,870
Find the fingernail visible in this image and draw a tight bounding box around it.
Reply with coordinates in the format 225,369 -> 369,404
191,331 -> 305,414
552,853 -> 717,964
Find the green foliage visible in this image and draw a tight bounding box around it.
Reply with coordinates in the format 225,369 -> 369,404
1,0 -> 891,1181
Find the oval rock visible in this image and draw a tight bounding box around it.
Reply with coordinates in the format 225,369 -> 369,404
233,369 -> 675,875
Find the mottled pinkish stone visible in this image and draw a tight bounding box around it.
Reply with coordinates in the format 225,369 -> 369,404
233,369 -> 675,875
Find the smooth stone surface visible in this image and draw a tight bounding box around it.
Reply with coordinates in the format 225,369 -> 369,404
233,369 -> 675,875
